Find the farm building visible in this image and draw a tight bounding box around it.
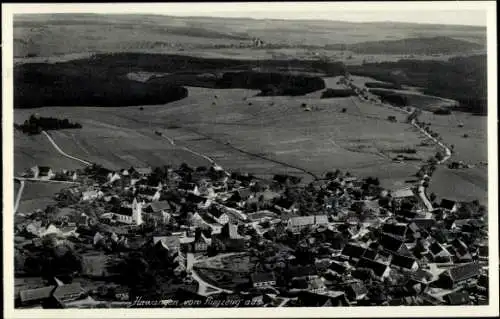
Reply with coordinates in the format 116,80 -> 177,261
287,215 -> 329,233
29,166 -> 55,180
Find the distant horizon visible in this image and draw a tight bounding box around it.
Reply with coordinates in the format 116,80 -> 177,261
8,2 -> 490,27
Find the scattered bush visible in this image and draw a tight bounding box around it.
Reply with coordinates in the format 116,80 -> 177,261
392,147 -> 417,154
218,71 -> 326,96
365,82 -> 401,89
321,88 -> 356,98
433,108 -> 452,115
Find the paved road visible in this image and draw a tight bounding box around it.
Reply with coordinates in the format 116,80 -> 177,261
42,130 -> 92,166
14,180 -> 25,213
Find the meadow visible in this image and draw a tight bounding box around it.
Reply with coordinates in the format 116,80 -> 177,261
14,83 -> 438,191
346,75 -> 488,204
419,110 -> 488,203
14,14 -> 486,59
12,14 -> 489,207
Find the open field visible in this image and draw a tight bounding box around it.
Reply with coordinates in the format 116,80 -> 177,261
16,182 -> 67,214
14,14 -> 485,67
15,84 -> 438,190
428,167 -> 488,204
348,74 -> 487,203
14,129 -> 85,173
369,88 -> 458,111
418,110 -> 488,203
12,14 -> 488,206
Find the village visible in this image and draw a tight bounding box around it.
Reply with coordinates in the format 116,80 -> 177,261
14,149 -> 489,308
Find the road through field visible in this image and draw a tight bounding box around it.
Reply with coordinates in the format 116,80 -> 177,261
42,131 -> 92,166
346,75 -> 452,211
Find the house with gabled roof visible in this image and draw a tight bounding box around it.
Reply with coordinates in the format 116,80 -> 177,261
153,236 -> 181,256
378,233 -> 407,255
144,200 -> 171,224
443,291 -> 470,305
287,215 -> 328,234
436,262 -> 481,289
251,272 -> 276,289
345,281 -> 368,301
450,238 -> 472,262
341,243 -> 366,262
136,187 -> 161,202
29,166 -> 55,180
18,285 -> 56,307
295,290 -> 350,307
382,223 -> 407,240
356,257 -> 391,280
428,241 -> 453,263
102,198 -> 143,226
51,282 -> 87,307
81,189 -> 103,201
390,254 -> 419,271
129,166 -> 152,178
440,199 -> 458,212
189,229 -> 211,252
208,206 -> 230,225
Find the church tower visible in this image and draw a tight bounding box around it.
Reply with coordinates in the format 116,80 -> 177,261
132,197 -> 143,226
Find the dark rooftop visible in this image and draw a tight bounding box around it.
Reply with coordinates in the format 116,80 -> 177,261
391,254 -> 418,270
446,263 -> 481,283
440,199 -> 457,210
356,258 -> 389,278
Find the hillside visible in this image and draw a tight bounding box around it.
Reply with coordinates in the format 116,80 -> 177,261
349,55 -> 487,115
14,14 -> 486,58
340,36 -> 484,55
14,53 -> 342,108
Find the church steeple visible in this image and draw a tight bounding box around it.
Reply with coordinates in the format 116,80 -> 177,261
132,197 -> 143,226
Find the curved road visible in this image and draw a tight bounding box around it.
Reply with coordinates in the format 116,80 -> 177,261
346,76 -> 452,211
42,131 -> 92,166
13,131 -> 90,214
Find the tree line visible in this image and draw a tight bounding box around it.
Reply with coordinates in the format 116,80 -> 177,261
15,114 -> 82,135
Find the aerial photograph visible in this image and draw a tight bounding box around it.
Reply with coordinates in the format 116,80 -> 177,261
7,2 -> 494,311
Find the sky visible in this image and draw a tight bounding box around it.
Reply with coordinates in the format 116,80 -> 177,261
7,2 -> 491,26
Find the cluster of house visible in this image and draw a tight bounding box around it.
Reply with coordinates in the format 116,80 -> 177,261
21,165 -> 78,181
14,162 -> 489,308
